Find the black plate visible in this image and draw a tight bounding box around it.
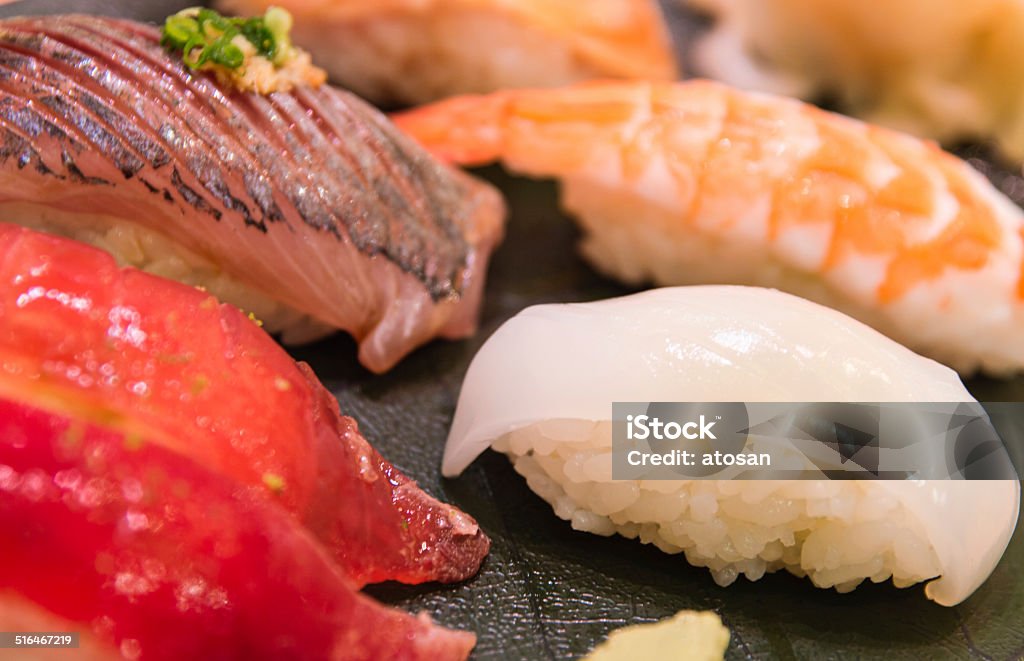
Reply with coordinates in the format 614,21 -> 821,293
3,2 -> 1022,659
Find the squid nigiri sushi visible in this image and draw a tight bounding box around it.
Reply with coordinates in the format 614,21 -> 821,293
0,14 -> 505,373
215,0 -> 679,105
0,223 -> 489,587
0,397 -> 475,660
394,80 -> 1024,375
443,286 -> 1021,606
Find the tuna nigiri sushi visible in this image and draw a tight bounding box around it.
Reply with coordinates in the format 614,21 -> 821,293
394,80 -> 1024,374
0,223 -> 489,587
0,397 -> 475,660
443,286 -> 1021,606
0,14 -> 505,373
215,0 -> 679,105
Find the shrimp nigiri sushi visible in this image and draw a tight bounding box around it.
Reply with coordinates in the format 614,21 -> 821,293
443,286 -> 1020,606
0,14 -> 505,373
395,80 -> 1024,374
0,223 -> 489,588
216,0 -> 679,105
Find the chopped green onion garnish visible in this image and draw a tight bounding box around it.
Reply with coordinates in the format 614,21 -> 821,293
161,6 -> 295,71
209,40 -> 245,69
163,15 -> 198,45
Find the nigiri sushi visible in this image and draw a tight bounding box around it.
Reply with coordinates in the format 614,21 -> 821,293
0,14 -> 505,373
687,0 -> 1024,164
215,0 -> 679,105
394,80 -> 1024,374
0,223 -> 489,587
443,286 -> 1021,606
0,397 -> 475,660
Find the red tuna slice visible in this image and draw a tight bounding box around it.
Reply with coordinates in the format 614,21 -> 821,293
0,224 -> 489,586
0,397 -> 476,660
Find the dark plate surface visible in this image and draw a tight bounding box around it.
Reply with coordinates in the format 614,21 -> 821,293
2,1 -> 1022,659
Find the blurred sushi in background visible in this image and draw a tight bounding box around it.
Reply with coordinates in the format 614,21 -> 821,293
688,0 -> 1024,166
216,0 -> 679,104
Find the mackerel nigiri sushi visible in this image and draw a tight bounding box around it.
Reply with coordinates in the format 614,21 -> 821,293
216,0 -> 679,105
0,223 -> 489,587
395,80 -> 1024,374
443,286 -> 1021,606
0,14 -> 505,373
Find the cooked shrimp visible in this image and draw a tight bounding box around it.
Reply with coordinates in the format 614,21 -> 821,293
215,0 -> 678,104
394,80 -> 1024,374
